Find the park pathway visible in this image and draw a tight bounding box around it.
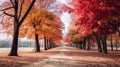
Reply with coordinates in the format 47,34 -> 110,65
23,46 -> 86,67
23,46 -> 120,67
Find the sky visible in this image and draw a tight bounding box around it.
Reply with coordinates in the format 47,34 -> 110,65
61,12 -> 72,35
0,0 -> 7,4
58,0 -> 72,35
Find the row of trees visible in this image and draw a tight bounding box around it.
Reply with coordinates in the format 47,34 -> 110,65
0,0 -> 63,56
64,23 -> 120,53
62,0 -> 120,54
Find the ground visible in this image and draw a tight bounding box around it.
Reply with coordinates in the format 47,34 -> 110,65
0,46 -> 120,67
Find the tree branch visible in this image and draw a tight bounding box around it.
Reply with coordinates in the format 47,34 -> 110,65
0,7 -> 13,11
19,0 -> 36,26
10,0 -> 15,7
3,11 -> 14,17
18,0 -> 24,20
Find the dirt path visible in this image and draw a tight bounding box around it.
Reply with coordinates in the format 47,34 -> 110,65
0,46 -> 119,67
23,46 -> 120,67
23,47 -> 80,67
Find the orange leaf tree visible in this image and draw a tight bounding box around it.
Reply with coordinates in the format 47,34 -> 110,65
21,8 -> 63,50
0,0 -> 36,56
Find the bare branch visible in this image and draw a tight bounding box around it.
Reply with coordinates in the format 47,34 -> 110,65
10,0 -> 15,7
18,0 -> 24,20
3,11 -> 14,17
0,7 -> 13,11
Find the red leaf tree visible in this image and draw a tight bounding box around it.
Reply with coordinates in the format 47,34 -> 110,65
61,0 -> 120,53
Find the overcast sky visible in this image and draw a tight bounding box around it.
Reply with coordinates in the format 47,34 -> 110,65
58,0 -> 72,35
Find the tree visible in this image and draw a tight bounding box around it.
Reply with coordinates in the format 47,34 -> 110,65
40,9 -> 62,50
22,10 -> 42,52
0,0 -> 36,56
21,8 -> 62,50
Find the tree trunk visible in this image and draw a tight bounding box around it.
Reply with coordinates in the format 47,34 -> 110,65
87,38 -> 91,50
110,36 -> 113,51
95,35 -> 102,52
53,42 -> 56,48
87,43 -> 90,50
35,34 -> 40,52
75,43 -> 78,48
8,27 -> 19,56
49,39 -> 52,49
51,41 -> 54,48
79,41 -> 82,49
102,36 -> 107,54
83,38 -> 86,50
115,44 -> 118,51
47,38 -> 50,49
44,36 -> 47,50
8,0 -> 36,56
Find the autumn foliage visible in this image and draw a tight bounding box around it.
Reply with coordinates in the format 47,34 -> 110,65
62,0 -> 120,53
0,0 -> 63,56
21,8 -> 62,45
